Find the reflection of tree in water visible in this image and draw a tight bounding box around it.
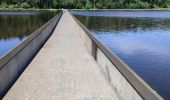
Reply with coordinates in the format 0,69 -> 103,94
75,15 -> 170,33
0,11 -> 57,40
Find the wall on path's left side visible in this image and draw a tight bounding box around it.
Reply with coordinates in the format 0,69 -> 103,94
0,11 -> 63,99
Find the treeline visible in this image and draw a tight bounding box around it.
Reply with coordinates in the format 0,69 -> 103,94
0,0 -> 170,9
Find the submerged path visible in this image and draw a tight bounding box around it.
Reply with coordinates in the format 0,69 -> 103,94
4,11 -> 119,100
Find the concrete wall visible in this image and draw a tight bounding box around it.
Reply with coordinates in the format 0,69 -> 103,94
96,48 -> 142,100
69,11 -> 163,100
78,27 -> 142,100
0,12 -> 63,98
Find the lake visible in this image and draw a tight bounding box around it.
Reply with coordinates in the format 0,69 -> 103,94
71,10 -> 170,99
0,11 -> 58,58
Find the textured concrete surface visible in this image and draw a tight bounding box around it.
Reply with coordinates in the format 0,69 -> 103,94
4,11 -> 119,100
96,49 -> 143,100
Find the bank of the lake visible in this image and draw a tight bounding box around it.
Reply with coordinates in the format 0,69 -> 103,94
0,8 -> 59,11
70,8 -> 170,11
2,8 -> 170,11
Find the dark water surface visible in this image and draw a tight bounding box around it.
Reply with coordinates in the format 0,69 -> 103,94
0,11 -> 58,58
71,11 -> 170,99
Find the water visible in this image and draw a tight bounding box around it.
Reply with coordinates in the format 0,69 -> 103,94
71,10 -> 170,99
0,11 -> 58,58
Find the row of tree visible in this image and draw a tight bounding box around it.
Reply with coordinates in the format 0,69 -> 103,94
0,0 -> 170,9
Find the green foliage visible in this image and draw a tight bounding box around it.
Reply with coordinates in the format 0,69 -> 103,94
14,4 -> 20,8
0,3 -> 8,8
8,5 -> 15,9
84,0 -> 93,9
128,1 -> 150,9
0,0 -> 170,9
21,2 -> 30,9
96,2 -> 103,9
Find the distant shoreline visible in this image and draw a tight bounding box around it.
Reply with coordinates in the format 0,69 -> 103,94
70,8 -> 170,11
1,8 -> 170,11
0,8 -> 59,11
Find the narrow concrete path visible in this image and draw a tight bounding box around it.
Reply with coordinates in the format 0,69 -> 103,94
4,11 -> 119,100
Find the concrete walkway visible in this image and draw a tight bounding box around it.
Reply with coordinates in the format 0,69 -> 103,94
4,11 -> 119,100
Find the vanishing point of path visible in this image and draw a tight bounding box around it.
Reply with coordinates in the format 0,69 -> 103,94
4,11 -> 119,100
